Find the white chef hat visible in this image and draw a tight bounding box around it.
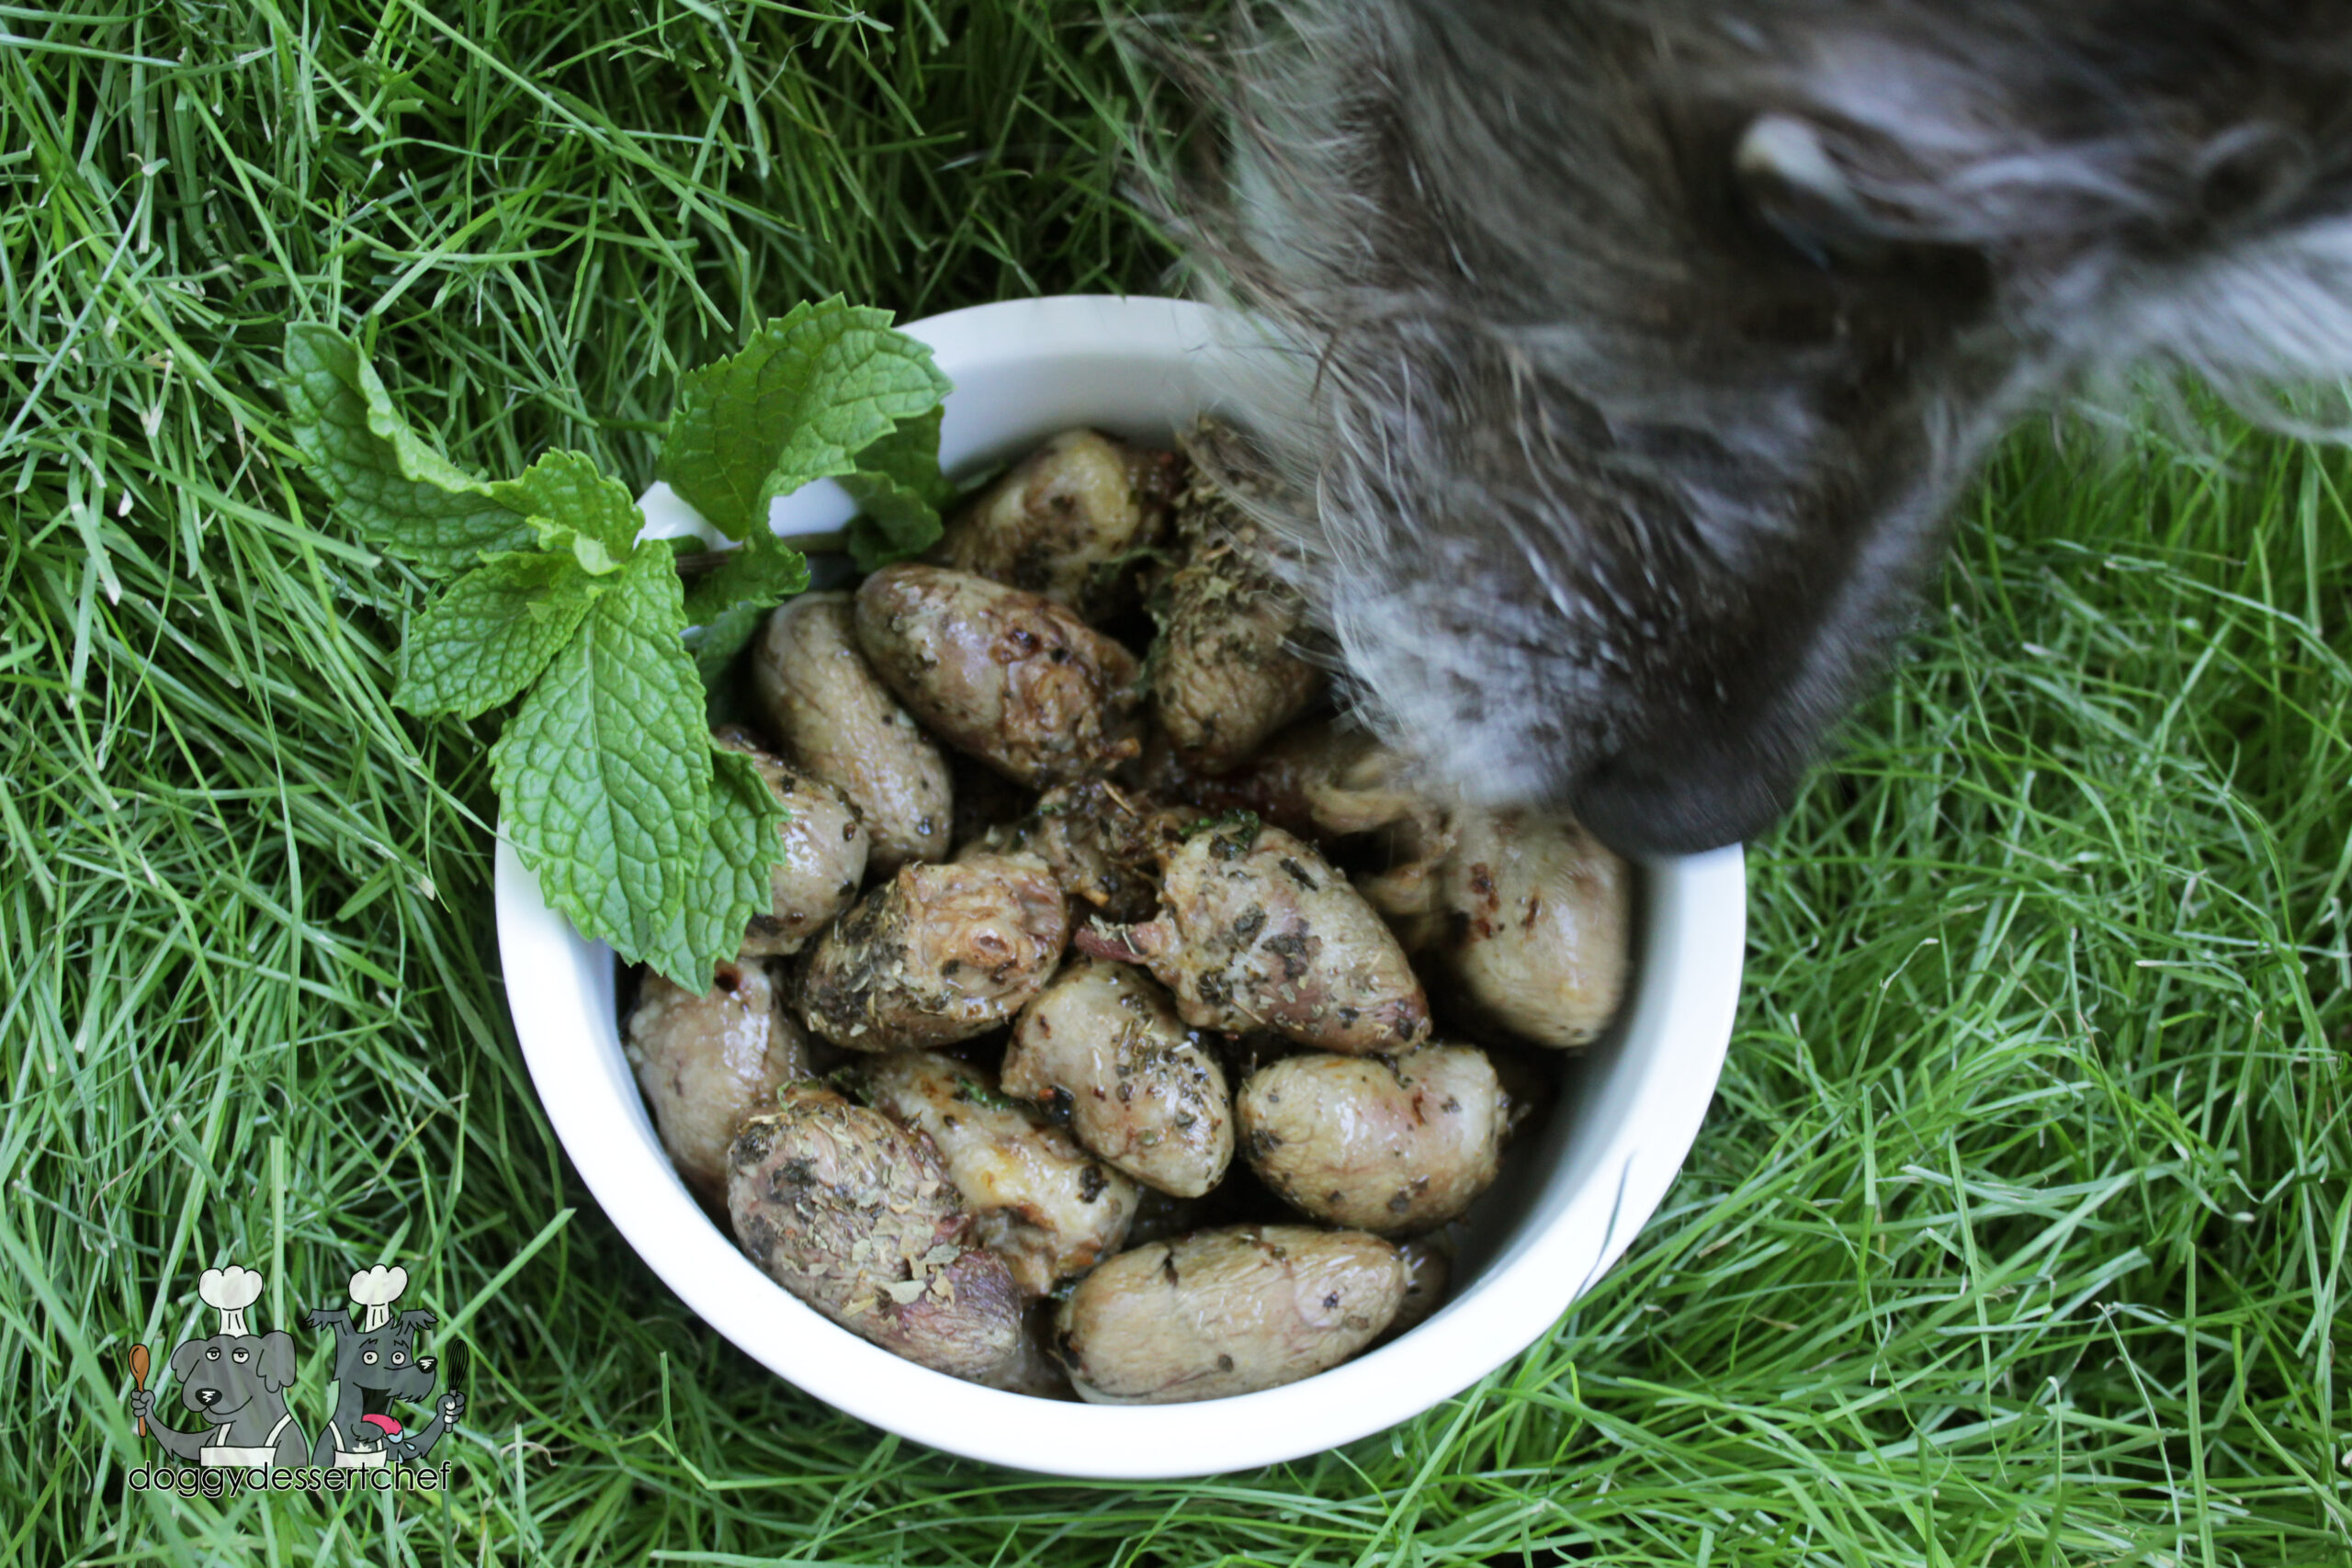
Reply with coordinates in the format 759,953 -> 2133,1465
350,1265 -> 409,1332
199,1266 -> 265,1337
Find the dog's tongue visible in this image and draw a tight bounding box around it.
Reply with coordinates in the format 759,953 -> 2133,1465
360,1413 -> 402,1438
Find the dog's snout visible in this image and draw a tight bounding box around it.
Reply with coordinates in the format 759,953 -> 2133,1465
1572,742 -> 1800,858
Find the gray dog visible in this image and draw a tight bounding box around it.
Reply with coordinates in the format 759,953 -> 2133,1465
129,1265 -> 309,1468
306,1265 -> 463,1469
1175,0 -> 2352,852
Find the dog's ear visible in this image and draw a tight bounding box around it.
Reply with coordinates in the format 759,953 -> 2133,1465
1732,114 -> 1894,270
255,1330 -> 300,1392
169,1338 -> 204,1381
305,1305 -> 352,1339
396,1309 -> 436,1334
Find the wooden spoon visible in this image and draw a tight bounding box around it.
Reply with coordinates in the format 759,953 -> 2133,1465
129,1344 -> 149,1437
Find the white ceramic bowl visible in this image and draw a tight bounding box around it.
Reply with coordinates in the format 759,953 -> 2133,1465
494,294 -> 1747,1480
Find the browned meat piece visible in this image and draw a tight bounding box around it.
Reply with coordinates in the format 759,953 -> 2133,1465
1051,1224 -> 1403,1404
856,1051 -> 1137,1295
1420,809 -> 1631,1050
749,593 -> 952,874
962,782 -> 1183,922
933,430 -> 1181,621
856,564 -> 1142,788
726,1084 -> 1023,1382
1080,817 -> 1429,1055
625,961 -> 811,1204
1236,1043 -> 1504,1235
1003,956 -> 1234,1198
799,853 -> 1069,1052
711,724 -> 869,958
1136,722 -> 1454,919
1147,434 -> 1324,773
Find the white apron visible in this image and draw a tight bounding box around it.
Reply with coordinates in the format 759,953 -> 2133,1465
325,1420 -> 390,1470
199,1411 -> 295,1468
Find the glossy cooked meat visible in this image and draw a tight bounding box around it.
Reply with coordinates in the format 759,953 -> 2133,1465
1003,956 -> 1235,1198
1236,1043 -> 1504,1235
856,1051 -> 1138,1296
625,961 -> 811,1204
1202,723 -> 1430,839
1148,443 -> 1324,773
1426,809 -> 1632,1049
855,564 -> 1143,788
1143,723 -> 1453,914
933,429 -> 1180,621
711,724 -> 869,958
1081,817 -> 1430,1055
726,1084 -> 1023,1382
1051,1224 -> 1404,1404
749,593 -> 953,874
799,852 -> 1069,1051
961,782 -> 1182,922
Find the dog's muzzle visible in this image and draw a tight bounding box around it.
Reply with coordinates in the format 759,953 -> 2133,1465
1572,737 -> 1805,857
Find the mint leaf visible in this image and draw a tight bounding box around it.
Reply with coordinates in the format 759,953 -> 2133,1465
847,405 -> 951,502
641,745 -> 789,987
492,545 -> 712,970
393,553 -> 603,719
684,592 -> 800,697
681,532 -> 811,695
689,596 -> 772,698
683,534 -> 810,627
842,406 -> 954,570
842,472 -> 944,572
660,298 -> 950,540
489,449 -> 645,576
281,323 -> 532,571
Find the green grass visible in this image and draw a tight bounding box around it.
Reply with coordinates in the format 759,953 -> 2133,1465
3,3 -> 2348,1563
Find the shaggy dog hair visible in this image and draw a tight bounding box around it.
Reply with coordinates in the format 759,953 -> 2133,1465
1170,0 -> 2352,853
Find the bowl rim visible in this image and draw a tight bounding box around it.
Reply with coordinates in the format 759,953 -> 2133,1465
493,292 -> 1746,1480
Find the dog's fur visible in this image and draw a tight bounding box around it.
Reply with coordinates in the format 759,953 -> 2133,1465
305,1305 -> 462,1466
1170,0 -> 2352,852
129,1329 -> 309,1466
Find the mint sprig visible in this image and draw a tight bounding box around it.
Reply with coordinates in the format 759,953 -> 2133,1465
842,405 -> 956,570
490,543 -> 715,970
280,324 -> 536,572
492,450 -> 645,576
392,551 -> 603,721
657,746 -> 792,980
282,299 -> 952,989
683,533 -> 813,691
660,298 -> 950,542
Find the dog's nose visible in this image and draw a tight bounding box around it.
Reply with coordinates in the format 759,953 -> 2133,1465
416,1356 -> 435,1373
1571,741 -> 1798,858
193,1387 -> 220,1407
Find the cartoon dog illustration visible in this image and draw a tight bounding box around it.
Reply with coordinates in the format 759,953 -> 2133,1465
305,1266 -> 464,1470
127,1266 -> 310,1468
